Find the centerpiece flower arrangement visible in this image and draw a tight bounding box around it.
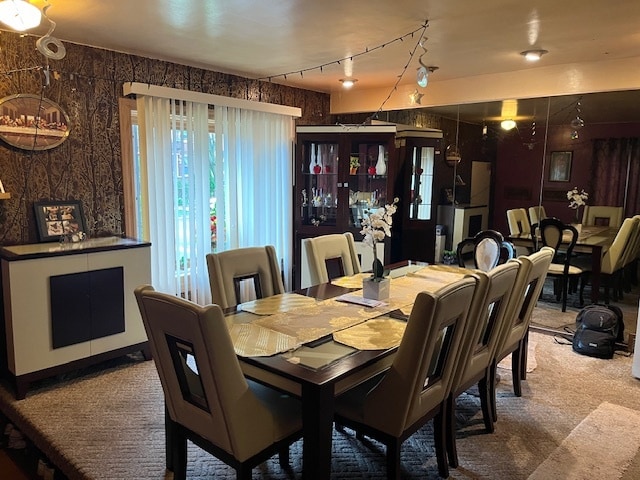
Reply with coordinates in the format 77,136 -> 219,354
360,197 -> 399,280
567,186 -> 589,223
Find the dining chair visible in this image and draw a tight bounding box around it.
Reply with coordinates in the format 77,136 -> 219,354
303,232 -> 361,286
134,285 -> 302,480
206,245 -> 285,309
491,247 -> 553,420
581,205 -> 624,228
445,261 -> 520,469
506,208 -> 531,236
536,217 -> 584,311
456,229 -> 515,271
579,217 -> 639,303
333,275 -> 478,479
620,216 -> 640,293
528,205 -> 547,226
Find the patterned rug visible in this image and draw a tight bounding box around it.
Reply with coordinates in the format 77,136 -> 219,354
1,330 -> 640,480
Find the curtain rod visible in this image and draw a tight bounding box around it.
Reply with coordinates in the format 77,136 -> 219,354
122,82 -> 302,118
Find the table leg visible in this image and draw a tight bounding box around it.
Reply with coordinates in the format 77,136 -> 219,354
590,245 -> 603,304
301,383 -> 334,480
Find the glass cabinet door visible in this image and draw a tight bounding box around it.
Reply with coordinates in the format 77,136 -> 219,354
300,142 -> 339,226
348,141 -> 389,228
409,145 -> 435,220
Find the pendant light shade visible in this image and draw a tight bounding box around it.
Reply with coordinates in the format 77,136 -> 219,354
0,0 -> 41,31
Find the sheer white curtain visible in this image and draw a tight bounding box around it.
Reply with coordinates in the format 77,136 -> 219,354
136,96 -> 212,304
214,106 -> 294,288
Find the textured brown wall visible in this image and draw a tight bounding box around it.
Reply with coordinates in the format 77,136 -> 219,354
0,31 -> 330,245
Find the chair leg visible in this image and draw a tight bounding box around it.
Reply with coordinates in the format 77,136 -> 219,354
512,347 -> 523,397
520,331 -> 529,381
561,277 -> 568,312
237,465 -> 253,480
171,427 -> 188,480
386,439 -> 402,480
433,411 -> 449,479
478,374 -> 494,433
445,394 -> 459,468
489,362 -> 498,423
278,445 -> 290,468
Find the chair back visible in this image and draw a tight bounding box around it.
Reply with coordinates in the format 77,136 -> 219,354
495,247 -> 554,361
134,285 -> 284,461
206,245 -> 284,309
304,232 -> 361,285
582,205 -> 624,228
538,218 -> 578,270
528,205 -> 547,226
358,276 -> 477,436
456,230 -> 515,271
602,217 -> 638,274
620,217 -> 640,267
506,208 -> 531,236
450,262 -> 520,395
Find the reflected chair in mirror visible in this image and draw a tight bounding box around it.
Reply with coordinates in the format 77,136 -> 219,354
581,205 -> 624,228
134,286 -> 302,480
528,205 -> 547,226
445,262 -> 520,469
456,230 -> 515,271
578,217 -> 639,304
506,208 -> 532,256
334,276 -> 477,479
206,245 -> 285,309
304,232 -> 361,286
491,247 -> 553,421
536,218 -> 584,312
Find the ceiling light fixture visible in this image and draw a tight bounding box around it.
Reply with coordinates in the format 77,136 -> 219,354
520,49 -> 548,62
339,78 -> 357,89
501,119 -> 517,130
0,0 -> 41,31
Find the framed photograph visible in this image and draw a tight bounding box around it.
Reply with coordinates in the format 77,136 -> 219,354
34,200 -> 87,242
0,94 -> 70,151
548,151 -> 572,182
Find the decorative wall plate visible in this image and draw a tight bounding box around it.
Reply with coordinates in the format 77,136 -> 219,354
0,94 -> 70,150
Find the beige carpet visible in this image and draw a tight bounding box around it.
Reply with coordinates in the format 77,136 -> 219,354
528,402 -> 640,480
1,328 -> 640,479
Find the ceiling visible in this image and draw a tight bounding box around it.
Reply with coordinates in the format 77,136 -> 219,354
16,0 -> 640,124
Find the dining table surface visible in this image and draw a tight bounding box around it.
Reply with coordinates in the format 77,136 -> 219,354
507,224 -> 619,304
225,261 -> 475,480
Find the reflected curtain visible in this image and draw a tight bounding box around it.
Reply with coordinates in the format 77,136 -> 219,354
592,138 -> 640,217
214,106 -> 294,289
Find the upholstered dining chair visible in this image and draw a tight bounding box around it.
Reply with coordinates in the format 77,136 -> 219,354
578,216 -> 639,303
445,261 -> 520,469
506,208 -> 531,236
536,218 -> 584,311
528,205 -> 547,226
206,245 -> 285,309
304,232 -> 361,286
456,229 -> 515,271
581,205 -> 624,228
134,285 -> 302,480
491,247 -> 553,420
333,276 -> 478,479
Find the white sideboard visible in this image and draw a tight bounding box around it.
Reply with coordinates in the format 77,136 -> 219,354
0,237 -> 151,398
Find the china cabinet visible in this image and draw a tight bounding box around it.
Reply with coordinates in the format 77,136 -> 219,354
293,124 -> 443,288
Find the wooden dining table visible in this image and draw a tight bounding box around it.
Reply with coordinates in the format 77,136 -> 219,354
226,262 -> 473,480
508,224 -> 619,304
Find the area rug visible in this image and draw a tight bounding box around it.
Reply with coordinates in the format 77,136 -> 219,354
527,402 -> 640,480
1,331 -> 640,480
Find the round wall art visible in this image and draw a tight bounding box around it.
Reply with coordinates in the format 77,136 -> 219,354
0,93 -> 70,150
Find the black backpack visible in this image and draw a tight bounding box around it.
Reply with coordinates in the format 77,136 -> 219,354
572,304 -> 624,359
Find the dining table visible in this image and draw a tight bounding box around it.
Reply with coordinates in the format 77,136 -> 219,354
225,262 -> 474,480
508,224 -> 619,304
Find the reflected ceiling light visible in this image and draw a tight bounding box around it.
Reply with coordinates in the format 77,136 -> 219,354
501,119 -> 517,130
0,0 -> 41,31
339,78 -> 357,89
416,65 -> 438,88
520,49 -> 548,61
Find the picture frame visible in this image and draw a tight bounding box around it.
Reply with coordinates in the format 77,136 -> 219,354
34,200 -> 87,242
0,94 -> 70,151
548,151 -> 572,182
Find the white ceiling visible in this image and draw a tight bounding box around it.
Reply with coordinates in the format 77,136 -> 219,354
19,0 -> 640,123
